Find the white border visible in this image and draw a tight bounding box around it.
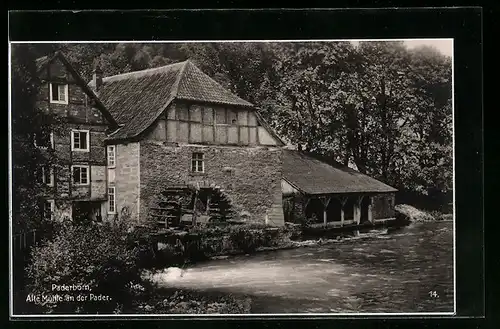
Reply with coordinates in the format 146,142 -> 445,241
11,38 -> 453,44
8,39 -> 456,319
451,38 -> 456,316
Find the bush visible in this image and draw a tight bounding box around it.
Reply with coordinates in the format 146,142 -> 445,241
26,219 -> 148,314
395,204 -> 434,222
228,226 -> 266,253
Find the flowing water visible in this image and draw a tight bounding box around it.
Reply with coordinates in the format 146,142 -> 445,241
150,221 -> 454,314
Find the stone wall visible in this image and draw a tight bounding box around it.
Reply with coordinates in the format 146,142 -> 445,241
110,142 -> 141,221
139,141 -> 284,226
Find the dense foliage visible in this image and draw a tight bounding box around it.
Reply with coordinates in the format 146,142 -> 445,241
26,219 -> 147,314
11,44 -> 64,233
13,41 -> 453,211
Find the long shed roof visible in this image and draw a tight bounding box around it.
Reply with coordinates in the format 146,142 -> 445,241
282,150 -> 398,195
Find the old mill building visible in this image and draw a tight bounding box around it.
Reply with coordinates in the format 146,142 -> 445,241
35,52 -> 397,228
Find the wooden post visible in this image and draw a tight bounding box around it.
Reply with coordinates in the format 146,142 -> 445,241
338,196 -> 348,226
368,196 -> 373,223
319,196 -> 331,227
354,196 -> 364,225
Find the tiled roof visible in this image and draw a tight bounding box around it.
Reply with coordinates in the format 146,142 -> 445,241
90,60 -> 253,141
282,150 -> 398,195
36,56 -> 50,72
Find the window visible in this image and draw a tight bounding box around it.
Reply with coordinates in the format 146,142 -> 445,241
34,131 -> 54,149
42,200 -> 54,221
72,165 -> 89,185
41,166 -> 54,186
71,130 -> 90,152
49,83 -> 68,104
107,145 -> 116,168
191,152 -> 204,173
108,187 -> 116,213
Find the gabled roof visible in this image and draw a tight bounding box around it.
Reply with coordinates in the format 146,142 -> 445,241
89,60 -> 254,141
282,150 -> 398,195
36,52 -> 119,129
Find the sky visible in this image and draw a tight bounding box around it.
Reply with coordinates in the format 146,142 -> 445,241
404,39 -> 453,57
351,39 -> 453,57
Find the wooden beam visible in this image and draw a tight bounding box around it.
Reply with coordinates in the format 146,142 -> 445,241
336,195 -> 348,206
319,196 -> 331,208
303,197 -> 312,210
319,196 -> 331,227
353,196 -> 363,225
368,196 -> 373,223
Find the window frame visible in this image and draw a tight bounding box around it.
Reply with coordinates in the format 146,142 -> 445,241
107,145 -> 116,168
43,199 -> 55,221
34,131 -> 54,149
71,165 -> 90,186
49,82 -> 69,104
71,129 -> 90,152
191,152 -> 205,173
108,186 -> 116,214
41,166 -> 54,186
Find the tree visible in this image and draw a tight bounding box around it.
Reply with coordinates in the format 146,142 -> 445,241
260,41 -> 452,209
11,44 -> 62,233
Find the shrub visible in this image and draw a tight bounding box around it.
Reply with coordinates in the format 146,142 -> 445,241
228,225 -> 266,253
395,204 -> 434,222
26,219 -> 148,314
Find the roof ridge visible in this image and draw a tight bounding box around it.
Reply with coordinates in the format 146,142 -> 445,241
171,60 -> 190,98
176,60 -> 253,106
100,60 -> 188,84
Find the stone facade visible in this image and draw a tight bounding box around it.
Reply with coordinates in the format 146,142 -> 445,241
108,142 -> 141,221
139,141 -> 284,226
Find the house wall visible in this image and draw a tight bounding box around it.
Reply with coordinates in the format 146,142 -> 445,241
36,57 -> 111,219
138,141 -> 284,226
108,142 -> 141,222
144,101 -> 280,147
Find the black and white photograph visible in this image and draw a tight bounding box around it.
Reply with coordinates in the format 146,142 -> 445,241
9,38 -> 455,317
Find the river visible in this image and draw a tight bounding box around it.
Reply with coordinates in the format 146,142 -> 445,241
150,221 -> 454,314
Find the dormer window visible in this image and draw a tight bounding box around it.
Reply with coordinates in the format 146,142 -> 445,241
50,83 -> 68,104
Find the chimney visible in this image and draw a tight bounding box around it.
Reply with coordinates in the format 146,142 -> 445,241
92,63 -> 103,92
